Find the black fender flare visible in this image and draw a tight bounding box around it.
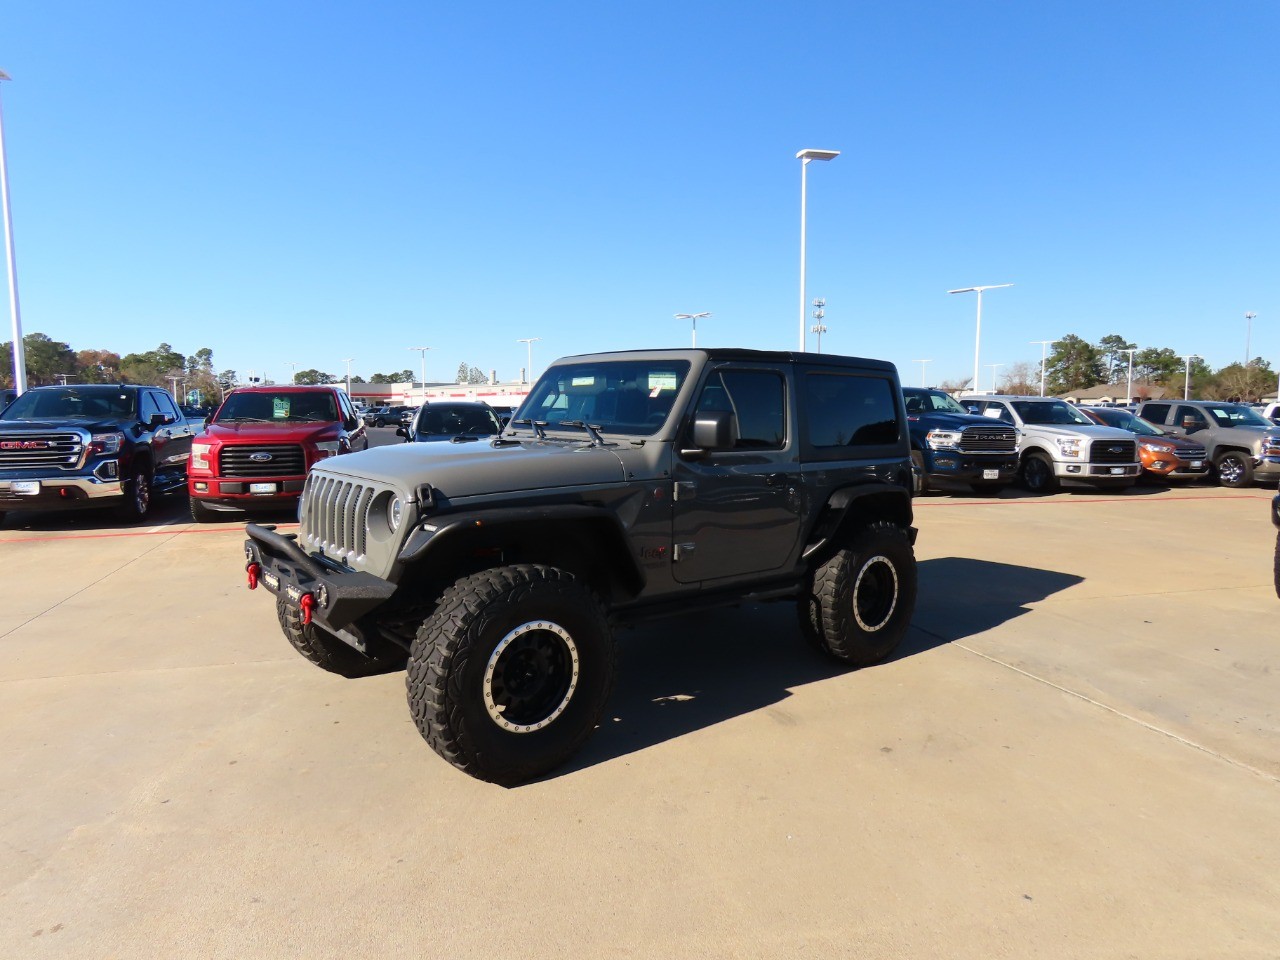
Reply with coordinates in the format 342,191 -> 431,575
802,482 -> 915,564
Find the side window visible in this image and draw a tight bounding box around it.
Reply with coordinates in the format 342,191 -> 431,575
1175,405 -> 1208,428
155,392 -> 181,423
1141,403 -> 1170,424
140,391 -> 162,423
338,393 -> 357,426
804,373 -> 898,447
697,369 -> 786,449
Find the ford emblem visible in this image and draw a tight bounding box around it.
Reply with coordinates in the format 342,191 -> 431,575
249,452 -> 273,462
1109,446 -> 1123,453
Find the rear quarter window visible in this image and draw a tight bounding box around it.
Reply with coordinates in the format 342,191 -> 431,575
801,371 -> 904,462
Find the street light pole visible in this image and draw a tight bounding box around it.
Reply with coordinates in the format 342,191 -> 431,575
517,338 -> 541,384
912,359 -> 933,388
948,284 -> 1014,392
1244,311 -> 1256,368
987,363 -> 1003,394
342,358 -> 354,398
0,70 -> 26,396
809,299 -> 826,353
674,313 -> 710,348
1120,348 -> 1138,404
1030,340 -> 1055,397
1181,354 -> 1200,400
408,346 -> 431,402
796,148 -> 839,352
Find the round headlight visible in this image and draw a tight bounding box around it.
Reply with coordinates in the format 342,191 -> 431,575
388,496 -> 403,532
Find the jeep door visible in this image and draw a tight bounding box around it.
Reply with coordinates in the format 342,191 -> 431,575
671,364 -> 802,583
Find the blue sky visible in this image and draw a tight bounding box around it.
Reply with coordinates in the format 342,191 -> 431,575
3,1 -> 1276,387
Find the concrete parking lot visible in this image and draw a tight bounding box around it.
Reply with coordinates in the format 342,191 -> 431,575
1,481 -> 1277,959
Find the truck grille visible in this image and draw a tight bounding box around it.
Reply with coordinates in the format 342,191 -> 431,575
0,431 -> 85,469
1090,440 -> 1137,464
300,473 -> 378,565
1177,444 -> 1207,461
959,425 -> 1017,453
220,444 -> 305,477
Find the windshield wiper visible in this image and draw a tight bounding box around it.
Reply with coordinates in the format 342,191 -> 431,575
558,420 -> 607,446
509,419 -> 547,439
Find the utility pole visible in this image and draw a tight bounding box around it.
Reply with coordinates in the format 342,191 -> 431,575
809,299 -> 826,353
1030,340 -> 1055,397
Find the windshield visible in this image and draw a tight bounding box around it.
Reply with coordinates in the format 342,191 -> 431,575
513,359 -> 691,436
902,388 -> 967,415
1,387 -> 136,421
1011,400 -> 1092,426
1089,407 -> 1164,437
1205,403 -> 1272,428
215,391 -> 338,423
414,404 -> 500,438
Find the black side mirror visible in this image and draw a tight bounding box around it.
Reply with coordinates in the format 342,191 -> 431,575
685,410 -> 737,454
148,413 -> 167,429
395,426 -> 409,440
1181,416 -> 1200,431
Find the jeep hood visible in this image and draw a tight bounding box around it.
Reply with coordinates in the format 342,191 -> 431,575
314,438 -> 627,500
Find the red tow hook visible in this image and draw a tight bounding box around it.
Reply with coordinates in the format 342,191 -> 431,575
246,561 -> 261,590
299,592 -> 316,626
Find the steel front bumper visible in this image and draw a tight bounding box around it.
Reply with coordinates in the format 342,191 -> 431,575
243,523 -> 396,638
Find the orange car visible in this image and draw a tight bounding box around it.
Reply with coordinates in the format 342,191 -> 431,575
1079,407 -> 1210,481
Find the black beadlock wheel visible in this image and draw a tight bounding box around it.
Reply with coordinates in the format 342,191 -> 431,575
800,522 -> 917,667
1021,452 -> 1060,494
406,564 -> 615,785
277,600 -> 407,678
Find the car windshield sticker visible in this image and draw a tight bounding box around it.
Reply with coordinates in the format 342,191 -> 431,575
273,397 -> 291,418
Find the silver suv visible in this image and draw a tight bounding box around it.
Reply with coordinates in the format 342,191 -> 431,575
1135,400 -> 1280,487
961,395 -> 1141,493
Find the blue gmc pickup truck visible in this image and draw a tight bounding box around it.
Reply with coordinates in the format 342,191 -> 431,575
903,387 -> 1019,495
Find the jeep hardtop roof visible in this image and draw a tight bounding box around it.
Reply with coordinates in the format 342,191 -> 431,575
551,348 -> 898,374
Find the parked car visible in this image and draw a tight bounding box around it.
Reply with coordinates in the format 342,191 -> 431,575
1135,399 -> 1280,488
398,406 -> 419,427
1077,406 -> 1210,482
186,385 -> 367,522
1262,401 -> 1280,425
960,395 -> 1141,493
901,387 -> 1018,494
363,405 -> 414,427
0,383 -> 193,524
396,401 -> 501,442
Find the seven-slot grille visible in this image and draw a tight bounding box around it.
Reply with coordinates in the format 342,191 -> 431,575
0,431 -> 84,470
1089,439 -> 1137,464
959,425 -> 1017,453
219,444 -> 305,477
300,473 -> 378,564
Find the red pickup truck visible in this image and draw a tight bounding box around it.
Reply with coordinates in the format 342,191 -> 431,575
187,385 -> 367,522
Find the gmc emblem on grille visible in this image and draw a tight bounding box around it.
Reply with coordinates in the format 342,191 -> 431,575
249,452 -> 274,462
1,440 -> 51,450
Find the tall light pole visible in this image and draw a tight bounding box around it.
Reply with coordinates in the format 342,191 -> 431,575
342,358 -> 354,398
1120,348 -> 1138,404
286,362 -> 299,384
1181,354 -> 1200,400
987,363 -> 1003,394
796,148 -> 839,352
948,283 -> 1014,392
408,346 -> 431,402
809,299 -> 826,353
517,338 -> 541,384
675,312 -> 710,348
1030,340 -> 1055,396
913,359 -> 933,388
0,70 -> 26,396
1244,311 -> 1256,368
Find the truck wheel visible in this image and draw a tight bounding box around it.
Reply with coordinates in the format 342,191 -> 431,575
276,599 -> 407,678
406,564 -> 615,785
1215,451 -> 1254,488
802,522 -> 917,667
910,451 -> 930,495
1020,452 -> 1060,494
190,498 -> 219,523
114,464 -> 152,521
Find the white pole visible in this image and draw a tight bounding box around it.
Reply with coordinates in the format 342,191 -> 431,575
799,158 -> 808,352
1030,340 -> 1054,397
987,363 -> 1002,393
0,71 -> 26,395
972,290 -> 984,393
408,347 -> 430,402
343,358 -> 353,398
1122,348 -> 1137,404
517,338 -> 541,383
1245,312 -> 1255,368
913,359 -> 932,388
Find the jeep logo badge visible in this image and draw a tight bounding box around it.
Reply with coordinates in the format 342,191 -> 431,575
249,452 -> 273,462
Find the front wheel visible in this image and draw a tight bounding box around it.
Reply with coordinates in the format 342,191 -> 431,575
114,464 -> 152,521
801,522 -> 917,666
910,450 -> 930,495
1020,452 -> 1060,494
190,498 -> 219,523
1215,451 -> 1254,488
406,564 -> 615,785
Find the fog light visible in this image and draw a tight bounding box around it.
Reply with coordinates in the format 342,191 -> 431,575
194,482 -> 208,492
12,480 -> 40,495
1066,465 -> 1081,474
1150,460 -> 1168,469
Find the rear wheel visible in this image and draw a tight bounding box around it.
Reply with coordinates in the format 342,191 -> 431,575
277,600 -> 406,678
1215,451 -> 1254,488
1020,452 -> 1060,494
406,564 -> 615,785
801,522 -> 917,666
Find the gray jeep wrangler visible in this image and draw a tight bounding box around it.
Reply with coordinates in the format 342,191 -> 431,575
244,349 -> 918,784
